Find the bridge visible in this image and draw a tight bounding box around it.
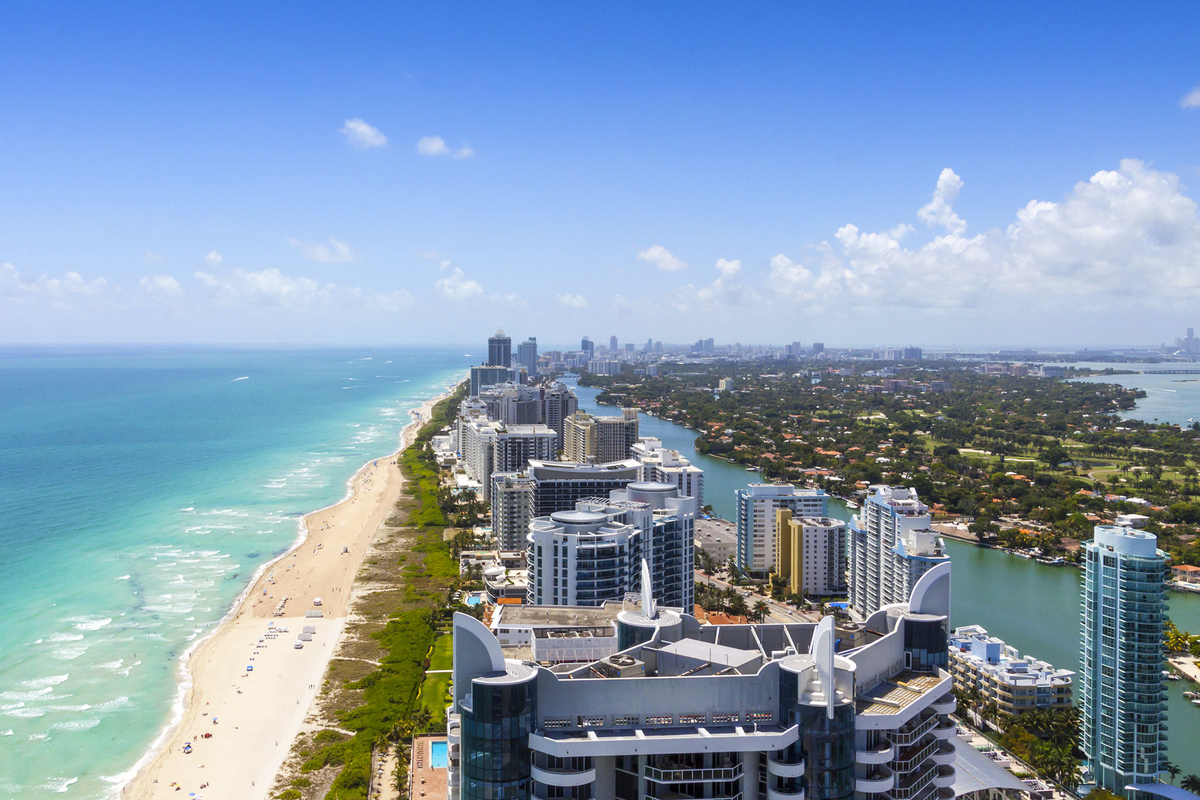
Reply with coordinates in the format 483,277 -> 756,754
1137,368 -> 1200,374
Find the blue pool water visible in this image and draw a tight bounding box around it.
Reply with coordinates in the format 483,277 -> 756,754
430,740 -> 448,768
465,595 -> 482,606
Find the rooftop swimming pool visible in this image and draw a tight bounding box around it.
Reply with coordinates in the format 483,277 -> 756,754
431,739 -> 448,768
465,595 -> 482,606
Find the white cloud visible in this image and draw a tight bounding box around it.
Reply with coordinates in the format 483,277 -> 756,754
418,136 -> 475,158
192,267 -> 413,311
490,292 -> 528,309
672,258 -> 755,312
917,168 -> 966,234
417,136 -> 449,156
139,274 -> 183,296
769,159 -> 1200,316
205,251 -> 223,267
340,118 -> 388,148
637,244 -> 687,272
556,293 -> 588,308
144,251 -> 165,264
1,262 -> 111,300
715,258 -> 741,277
289,237 -> 358,264
435,267 -> 484,299
1181,84 -> 1200,109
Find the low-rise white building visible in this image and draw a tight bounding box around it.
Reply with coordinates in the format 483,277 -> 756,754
948,625 -> 1074,721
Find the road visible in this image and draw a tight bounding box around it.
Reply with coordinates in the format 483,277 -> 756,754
694,570 -> 824,624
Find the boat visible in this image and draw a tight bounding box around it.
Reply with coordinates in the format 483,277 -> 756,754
1183,690 -> 1200,700
845,500 -> 860,510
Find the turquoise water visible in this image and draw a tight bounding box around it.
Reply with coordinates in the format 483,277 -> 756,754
0,347 -> 466,799
431,740 -> 448,768
572,375 -> 1200,776
1067,361 -> 1200,427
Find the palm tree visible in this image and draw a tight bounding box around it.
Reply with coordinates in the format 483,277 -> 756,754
1181,775 -> 1200,793
1162,761 -> 1181,785
753,600 -> 770,623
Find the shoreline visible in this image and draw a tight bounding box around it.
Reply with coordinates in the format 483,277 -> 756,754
122,379 -> 461,800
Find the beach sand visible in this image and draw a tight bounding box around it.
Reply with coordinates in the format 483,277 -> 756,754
124,388 -> 453,800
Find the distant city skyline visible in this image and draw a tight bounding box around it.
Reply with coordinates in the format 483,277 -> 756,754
1,4 -> 1199,346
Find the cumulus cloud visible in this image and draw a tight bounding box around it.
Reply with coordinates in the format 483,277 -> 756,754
769,159 -> 1200,316
556,293 -> 588,308
671,258 -> 754,312
205,251 -> 223,267
1181,84 -> 1200,109
289,237 -> 358,264
637,244 -> 687,272
340,118 -> 388,148
917,168 -> 966,234
418,136 -> 475,158
139,274 -> 183,296
191,267 -> 413,311
434,267 -> 484,299
1,262 -> 111,301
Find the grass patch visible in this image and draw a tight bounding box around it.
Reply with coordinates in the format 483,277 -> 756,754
428,633 -> 453,670
417,672 -> 452,725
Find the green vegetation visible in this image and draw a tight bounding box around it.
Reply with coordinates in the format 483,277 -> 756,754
295,385 -> 468,800
584,360 -> 1200,564
428,633 -> 453,670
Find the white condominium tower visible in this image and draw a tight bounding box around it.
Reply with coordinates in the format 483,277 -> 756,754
487,329 -> 512,367
562,409 -> 640,463
734,484 -> 830,574
631,436 -> 704,507
525,482 -> 695,609
1080,525 -> 1168,797
847,485 -> 949,616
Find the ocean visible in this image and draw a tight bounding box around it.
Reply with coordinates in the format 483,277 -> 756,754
0,347 -> 467,799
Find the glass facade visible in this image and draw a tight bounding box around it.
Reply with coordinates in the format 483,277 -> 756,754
462,677 -> 537,800
904,618 -> 948,671
799,703 -> 855,800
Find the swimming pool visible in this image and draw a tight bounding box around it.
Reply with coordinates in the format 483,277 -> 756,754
465,595 -> 482,606
430,740 -> 448,768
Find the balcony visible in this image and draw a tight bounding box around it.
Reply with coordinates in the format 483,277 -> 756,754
892,763 -> 938,800
766,787 -> 804,800
767,756 -> 805,778
894,738 -> 939,773
932,766 -> 955,789
931,695 -> 956,715
856,768 -> 895,793
856,741 -> 895,765
644,764 -> 743,784
531,765 -> 596,788
932,718 -> 956,741
930,741 -> 956,766
892,713 -> 938,745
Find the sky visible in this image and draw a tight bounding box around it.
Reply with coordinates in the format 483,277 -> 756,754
1,3 -> 1199,349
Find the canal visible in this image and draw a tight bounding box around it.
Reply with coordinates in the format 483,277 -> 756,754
569,378 -> 1200,776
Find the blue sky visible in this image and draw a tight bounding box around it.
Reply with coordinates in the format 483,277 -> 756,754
1,3 -> 1199,347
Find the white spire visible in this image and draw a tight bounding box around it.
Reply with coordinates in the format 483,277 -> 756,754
811,615 -> 836,719
640,558 -> 655,619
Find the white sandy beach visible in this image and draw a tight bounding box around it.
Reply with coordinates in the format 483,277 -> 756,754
124,386 -> 455,800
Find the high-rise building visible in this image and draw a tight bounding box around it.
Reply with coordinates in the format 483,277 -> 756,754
490,472 -> 536,551
609,335 -> 619,352
734,484 -> 830,573
488,329 -> 512,367
811,342 -> 825,355
847,485 -> 949,616
517,337 -> 538,376
1080,525 -> 1168,796
460,417 -> 557,501
540,383 -> 578,450
562,409 -> 639,463
581,336 -> 594,359
525,482 -> 695,608
469,365 -> 511,397
526,458 -> 641,517
448,563 -> 964,800
774,509 -> 846,597
630,437 -> 704,507
478,382 -> 542,425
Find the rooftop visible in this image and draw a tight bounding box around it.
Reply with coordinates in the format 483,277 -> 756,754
493,602 -> 624,629
855,670 -> 945,715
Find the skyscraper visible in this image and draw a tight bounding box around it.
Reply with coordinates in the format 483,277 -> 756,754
517,336 -> 538,376
562,409 -> 639,463
487,329 -> 512,367
1080,525 -> 1168,796
847,485 -> 949,616
581,336 -> 594,359
609,334 -> 618,352
734,484 -> 830,574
